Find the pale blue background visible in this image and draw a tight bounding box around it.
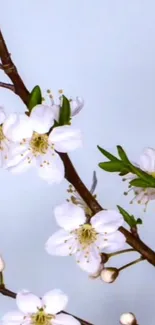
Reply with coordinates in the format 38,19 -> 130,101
0,1 -> 155,324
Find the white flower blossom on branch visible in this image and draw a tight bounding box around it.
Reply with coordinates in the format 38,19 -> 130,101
3,105 -> 82,184
0,107 -> 11,167
2,289 -> 80,325
124,148 -> 155,210
45,203 -> 126,273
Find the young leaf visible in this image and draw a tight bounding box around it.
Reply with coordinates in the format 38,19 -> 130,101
97,146 -> 119,161
130,178 -> 150,188
59,95 -> 71,125
117,205 -> 136,227
117,146 -> 130,164
99,161 -> 123,172
28,85 -> 42,112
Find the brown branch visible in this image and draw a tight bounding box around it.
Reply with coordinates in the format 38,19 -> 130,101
0,30 -> 29,105
0,24 -> 155,293
0,81 -> 15,92
0,286 -> 92,325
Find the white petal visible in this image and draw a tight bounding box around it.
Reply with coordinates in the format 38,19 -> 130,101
91,210 -> 124,234
2,311 -> 24,325
42,289 -> 68,314
75,245 -> 101,274
3,114 -> 33,142
54,203 -> 86,231
30,105 -> 54,134
45,229 -> 77,256
70,97 -> 84,117
49,126 -> 82,152
53,313 -> 80,325
51,104 -> 60,122
101,231 -> 126,253
0,139 -> 10,168
8,153 -> 35,174
6,142 -> 30,167
139,147 -> 155,173
16,290 -> 42,313
0,107 -> 6,124
37,152 -> 64,184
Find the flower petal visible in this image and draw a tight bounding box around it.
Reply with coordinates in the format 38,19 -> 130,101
101,231 -> 126,253
49,126 -> 82,152
16,290 -> 42,313
0,107 -> 6,124
91,210 -> 124,234
53,313 -> 80,325
70,97 -> 84,117
54,203 -> 86,231
45,229 -> 77,256
42,289 -> 68,314
139,147 -> 155,173
3,114 -> 33,142
37,152 -> 64,184
8,152 -> 35,174
75,245 -> 101,274
2,311 -> 24,325
51,104 -> 60,122
30,105 -> 54,134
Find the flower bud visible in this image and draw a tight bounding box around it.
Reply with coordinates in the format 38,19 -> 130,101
0,255 -> 5,272
100,267 -> 119,283
120,313 -> 137,325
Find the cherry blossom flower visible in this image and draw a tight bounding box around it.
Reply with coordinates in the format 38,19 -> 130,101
3,105 -> 82,183
45,203 -> 126,274
123,148 -> 155,209
49,94 -> 84,122
2,289 -> 80,325
120,313 -> 137,325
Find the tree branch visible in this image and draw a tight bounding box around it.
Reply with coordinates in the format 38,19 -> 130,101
0,28 -> 155,272
0,81 -> 15,92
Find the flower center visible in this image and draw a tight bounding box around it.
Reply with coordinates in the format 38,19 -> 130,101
31,308 -> 55,325
30,132 -> 49,155
0,126 -> 5,142
76,224 -> 97,247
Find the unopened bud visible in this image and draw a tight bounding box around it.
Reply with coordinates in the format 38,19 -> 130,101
120,313 -> 137,325
100,267 -> 119,283
0,256 -> 5,272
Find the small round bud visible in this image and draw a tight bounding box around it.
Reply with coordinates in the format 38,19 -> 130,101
100,267 -> 119,283
0,255 -> 5,272
120,313 -> 137,325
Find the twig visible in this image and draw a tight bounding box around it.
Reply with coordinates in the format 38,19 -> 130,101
0,286 -> 92,325
0,29 -> 155,266
0,81 -> 15,92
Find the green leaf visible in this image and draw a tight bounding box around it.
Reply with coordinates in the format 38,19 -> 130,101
28,85 -> 42,112
59,95 -> 71,125
117,146 -> 130,163
119,168 -> 130,176
99,161 -> 123,172
130,178 -> 150,188
136,218 -> 143,225
97,146 -> 119,161
117,205 -> 136,227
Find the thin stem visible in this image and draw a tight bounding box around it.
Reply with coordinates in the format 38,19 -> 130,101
0,81 -> 15,92
119,256 -> 144,272
108,248 -> 135,258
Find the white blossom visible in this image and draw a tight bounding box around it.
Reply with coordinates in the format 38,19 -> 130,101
3,105 -> 82,184
45,203 -> 126,273
100,267 -> 119,283
2,289 -> 80,325
50,95 -> 84,122
0,107 -> 11,167
123,148 -> 155,209
120,313 -> 136,325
